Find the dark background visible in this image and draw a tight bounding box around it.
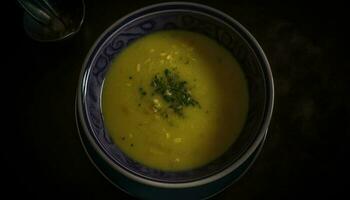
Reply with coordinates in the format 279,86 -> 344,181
4,0 -> 349,199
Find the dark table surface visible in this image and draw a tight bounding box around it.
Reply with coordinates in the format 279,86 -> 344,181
5,0 -> 349,199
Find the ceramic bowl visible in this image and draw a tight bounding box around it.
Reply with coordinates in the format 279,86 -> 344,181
76,2 -> 274,199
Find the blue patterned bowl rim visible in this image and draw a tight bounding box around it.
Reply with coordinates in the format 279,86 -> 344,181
77,2 -> 274,188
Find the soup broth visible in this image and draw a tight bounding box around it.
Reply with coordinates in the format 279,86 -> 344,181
102,30 -> 248,171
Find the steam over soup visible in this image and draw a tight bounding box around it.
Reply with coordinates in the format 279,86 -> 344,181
102,30 -> 249,171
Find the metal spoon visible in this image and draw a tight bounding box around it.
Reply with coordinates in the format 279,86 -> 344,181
17,0 -> 85,42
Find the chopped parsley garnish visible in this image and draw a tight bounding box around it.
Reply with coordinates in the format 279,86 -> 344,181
151,69 -> 199,116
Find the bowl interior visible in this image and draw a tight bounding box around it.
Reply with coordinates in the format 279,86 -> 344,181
81,4 -> 271,183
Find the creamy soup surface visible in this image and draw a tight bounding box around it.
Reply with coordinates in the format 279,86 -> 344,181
102,30 -> 249,171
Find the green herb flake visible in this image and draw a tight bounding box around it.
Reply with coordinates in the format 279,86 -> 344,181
139,87 -> 147,96
160,111 -> 169,118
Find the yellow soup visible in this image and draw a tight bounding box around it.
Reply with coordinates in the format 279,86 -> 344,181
102,30 -> 248,171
